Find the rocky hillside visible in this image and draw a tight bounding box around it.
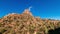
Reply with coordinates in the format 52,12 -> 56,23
0,9 -> 60,34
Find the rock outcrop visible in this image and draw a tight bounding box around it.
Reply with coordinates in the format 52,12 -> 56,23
0,9 -> 60,34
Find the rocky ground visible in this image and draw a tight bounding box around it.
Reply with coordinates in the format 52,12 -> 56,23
0,9 -> 60,34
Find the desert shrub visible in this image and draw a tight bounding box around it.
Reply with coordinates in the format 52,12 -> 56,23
0,28 -> 7,34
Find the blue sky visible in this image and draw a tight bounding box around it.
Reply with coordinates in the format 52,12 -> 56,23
0,0 -> 60,20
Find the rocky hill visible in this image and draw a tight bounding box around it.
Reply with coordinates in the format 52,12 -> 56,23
0,9 -> 60,34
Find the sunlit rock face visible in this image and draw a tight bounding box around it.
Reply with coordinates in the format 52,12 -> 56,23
0,9 -> 60,34
23,9 -> 32,16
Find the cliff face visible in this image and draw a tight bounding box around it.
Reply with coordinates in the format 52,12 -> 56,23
0,9 -> 60,34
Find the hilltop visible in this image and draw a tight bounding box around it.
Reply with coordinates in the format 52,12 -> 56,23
0,9 -> 60,34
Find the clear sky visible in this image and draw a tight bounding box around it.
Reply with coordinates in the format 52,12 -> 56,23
0,0 -> 60,20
